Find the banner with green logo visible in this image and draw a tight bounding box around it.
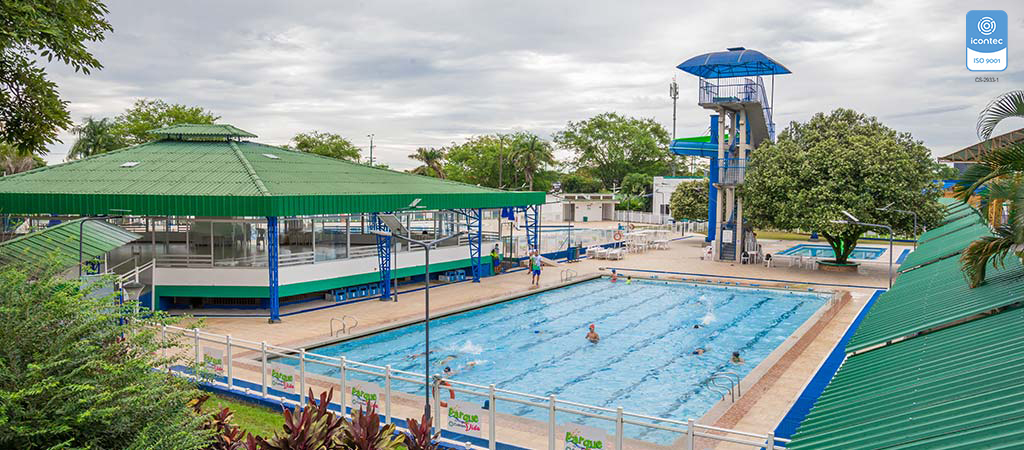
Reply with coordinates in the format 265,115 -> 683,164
348,380 -> 380,412
445,399 -> 483,436
268,364 -> 296,393
561,424 -> 610,450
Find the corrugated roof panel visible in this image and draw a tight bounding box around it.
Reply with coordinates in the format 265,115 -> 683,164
787,308 -> 1024,450
0,219 -> 141,267
847,254 -> 1024,352
918,211 -> 985,244
898,223 -> 991,272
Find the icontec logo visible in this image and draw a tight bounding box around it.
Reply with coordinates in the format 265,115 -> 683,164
967,11 -> 1007,71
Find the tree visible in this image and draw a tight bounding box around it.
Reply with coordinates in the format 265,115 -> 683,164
0,261 -> 208,449
954,90 -> 1024,287
409,147 -> 447,178
0,0 -> 112,155
289,131 -> 360,161
69,116 -> 124,159
113,99 -> 219,145
670,179 -> 710,221
620,172 -> 653,210
553,113 -> 669,188
936,164 -> 960,179
741,108 -> 944,264
0,142 -> 45,175
561,173 -> 603,193
510,132 -> 555,190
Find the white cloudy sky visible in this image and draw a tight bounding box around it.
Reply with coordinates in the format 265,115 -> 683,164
43,0 -> 1024,169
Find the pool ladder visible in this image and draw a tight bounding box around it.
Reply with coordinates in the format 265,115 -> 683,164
560,268 -> 578,282
706,371 -> 742,402
330,315 -> 359,336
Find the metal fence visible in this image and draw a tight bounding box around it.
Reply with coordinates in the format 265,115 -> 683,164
160,324 -> 788,449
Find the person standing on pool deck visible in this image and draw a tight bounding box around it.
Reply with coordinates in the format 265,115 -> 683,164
530,249 -> 541,286
586,324 -> 600,343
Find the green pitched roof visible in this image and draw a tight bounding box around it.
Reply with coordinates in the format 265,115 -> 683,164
917,210 -> 984,244
0,218 -> 140,267
897,222 -> 991,272
148,123 -> 257,139
846,254 -> 1024,352
0,125 -> 544,216
787,308 -> 1024,449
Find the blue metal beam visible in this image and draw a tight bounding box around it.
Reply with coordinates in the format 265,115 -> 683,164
523,205 -> 539,252
267,216 -> 281,323
372,213 -> 392,301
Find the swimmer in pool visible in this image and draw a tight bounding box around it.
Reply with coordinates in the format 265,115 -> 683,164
731,351 -> 745,364
692,347 -> 706,355
626,275 -> 632,284
610,269 -> 618,282
406,349 -> 437,359
692,324 -> 702,329
586,324 -> 600,343
436,355 -> 458,366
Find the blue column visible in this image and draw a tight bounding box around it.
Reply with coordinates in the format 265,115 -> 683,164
267,216 -> 281,323
372,213 -> 392,301
467,208 -> 482,282
524,205 -> 539,253
707,114 -> 720,243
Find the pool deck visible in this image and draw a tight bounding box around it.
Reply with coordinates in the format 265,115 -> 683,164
179,233 -> 899,448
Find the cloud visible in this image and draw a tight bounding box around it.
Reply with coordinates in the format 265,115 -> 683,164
41,0 -> 1024,168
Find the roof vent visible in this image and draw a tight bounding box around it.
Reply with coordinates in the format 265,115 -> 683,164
726,47 -> 746,51
120,162 -> 140,168
262,154 -> 280,160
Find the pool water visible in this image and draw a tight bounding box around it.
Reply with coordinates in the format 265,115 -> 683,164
777,244 -> 885,260
282,279 -> 827,444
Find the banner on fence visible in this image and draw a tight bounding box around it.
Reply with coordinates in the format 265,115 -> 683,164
348,380 -> 381,412
201,346 -> 224,379
561,424 -> 610,450
268,364 -> 296,393
445,399 -> 483,436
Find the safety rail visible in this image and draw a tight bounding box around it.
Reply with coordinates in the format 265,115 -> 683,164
155,254 -> 214,268
708,373 -> 741,402
330,315 -> 359,336
718,158 -> 747,185
157,324 -> 788,449
698,76 -> 774,138
559,268 -> 578,282
117,259 -> 154,284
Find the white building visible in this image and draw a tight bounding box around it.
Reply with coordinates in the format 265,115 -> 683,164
542,193 -> 617,223
651,176 -> 705,224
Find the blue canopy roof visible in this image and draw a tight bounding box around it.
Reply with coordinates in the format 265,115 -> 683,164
677,47 -> 791,78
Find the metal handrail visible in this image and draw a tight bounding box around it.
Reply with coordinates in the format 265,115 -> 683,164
709,375 -> 736,402
714,371 -> 742,396
330,315 -> 359,336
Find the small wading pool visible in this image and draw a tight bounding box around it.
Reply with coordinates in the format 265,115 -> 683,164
276,278 -> 828,444
777,244 -> 886,260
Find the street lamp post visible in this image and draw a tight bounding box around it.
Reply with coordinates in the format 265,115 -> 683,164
367,134 -> 375,166
369,229 -> 464,423
877,203 -> 920,249
833,211 -> 894,288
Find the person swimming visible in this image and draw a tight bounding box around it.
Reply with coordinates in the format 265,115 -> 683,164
610,269 -> 618,282
692,347 -> 707,355
626,275 -> 632,284
406,349 -> 437,359
731,351 -> 745,364
692,324 -> 702,329
436,354 -> 458,366
586,324 -> 600,343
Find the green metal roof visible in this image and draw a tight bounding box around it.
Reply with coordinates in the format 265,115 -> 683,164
0,218 -> 140,268
148,123 -> 257,139
936,197 -> 959,206
0,126 -> 545,217
917,211 -> 984,244
898,222 -> 991,272
787,307 -> 1024,450
846,254 -> 1024,352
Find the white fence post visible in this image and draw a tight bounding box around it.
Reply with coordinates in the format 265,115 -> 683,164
193,328 -> 200,375
616,406 -> 624,450
385,365 -> 392,424
686,418 -> 695,450
548,394 -> 556,450
260,341 -> 268,398
299,349 -> 307,406
339,356 -> 347,414
225,334 -> 233,390
161,325 -> 168,372
488,384 -> 497,450
767,431 -> 775,450
433,376 -> 442,435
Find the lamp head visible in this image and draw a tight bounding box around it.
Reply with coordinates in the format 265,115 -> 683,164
841,210 -> 860,222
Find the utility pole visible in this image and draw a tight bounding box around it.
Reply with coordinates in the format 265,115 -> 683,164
367,134 -> 374,166
669,78 -> 680,176
497,134 -> 504,189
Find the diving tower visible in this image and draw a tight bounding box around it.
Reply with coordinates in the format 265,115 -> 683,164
671,47 -> 790,262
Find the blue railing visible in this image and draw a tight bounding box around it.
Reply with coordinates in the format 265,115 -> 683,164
699,76 -> 775,140
718,158 -> 747,185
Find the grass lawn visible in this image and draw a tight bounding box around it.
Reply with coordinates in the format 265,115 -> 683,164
203,393 -> 284,438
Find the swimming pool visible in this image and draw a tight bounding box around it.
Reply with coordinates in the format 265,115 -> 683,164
777,244 -> 885,260
280,278 -> 827,444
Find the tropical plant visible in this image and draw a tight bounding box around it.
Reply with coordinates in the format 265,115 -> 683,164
670,179 -> 710,221
0,260 -> 207,449
69,116 -> 125,159
553,112 -> 670,188
409,147 -> 447,179
256,388 -> 347,449
510,132 -> 554,190
0,0 -> 112,155
741,108 -> 944,265
620,172 -> 653,210
338,404 -> 402,450
402,413 -> 441,450
112,98 -> 220,145
0,142 -> 45,174
291,131 -> 361,161
191,395 -> 256,450
976,90 -> 1024,140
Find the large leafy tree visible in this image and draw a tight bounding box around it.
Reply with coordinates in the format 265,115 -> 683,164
0,261 -> 208,449
444,132 -> 558,191
0,0 -> 112,155
741,108 -> 944,264
670,179 -> 710,221
553,112 -> 669,188
408,146 -> 447,178
68,116 -> 123,159
955,90 -> 1024,287
290,130 -> 360,161
113,98 -> 219,145
561,173 -> 603,193
619,172 -> 653,210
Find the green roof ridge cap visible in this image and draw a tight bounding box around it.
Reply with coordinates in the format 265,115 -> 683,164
230,141 -> 270,196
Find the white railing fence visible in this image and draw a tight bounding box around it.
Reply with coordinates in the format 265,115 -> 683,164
161,324 -> 787,450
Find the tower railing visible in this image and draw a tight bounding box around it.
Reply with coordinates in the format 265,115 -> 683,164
698,76 -> 774,139
717,158 -> 747,186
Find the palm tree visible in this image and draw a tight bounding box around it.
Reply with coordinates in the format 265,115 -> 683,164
0,143 -> 44,175
955,90 -> 1024,287
408,147 -> 446,179
69,117 -> 124,159
511,134 -> 554,191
